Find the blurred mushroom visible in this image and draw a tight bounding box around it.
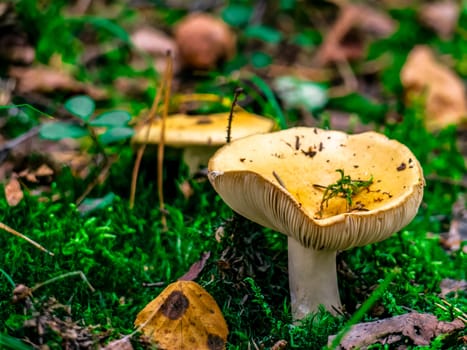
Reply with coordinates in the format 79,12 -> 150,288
132,106 -> 275,174
174,13 -> 236,70
208,127 -> 424,319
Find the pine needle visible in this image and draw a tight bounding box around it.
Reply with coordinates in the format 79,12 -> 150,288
1,222 -> 54,256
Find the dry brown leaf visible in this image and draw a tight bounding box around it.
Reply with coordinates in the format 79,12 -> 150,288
174,13 -> 236,70
4,175 -> 23,206
131,26 -> 181,74
420,1 -> 459,40
178,251 -> 211,281
9,65 -> 107,100
328,312 -> 465,349
439,278 -> 467,298
315,4 -> 395,65
100,337 -> 134,350
134,280 -> 228,350
400,45 -> 467,131
440,194 -> 467,253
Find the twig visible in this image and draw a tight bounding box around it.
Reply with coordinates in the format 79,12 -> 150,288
129,56 -> 166,209
226,88 -> 244,144
0,222 -> 54,256
31,271 -> 95,293
158,52 -> 173,231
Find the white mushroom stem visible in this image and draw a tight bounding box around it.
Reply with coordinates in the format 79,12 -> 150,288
288,236 -> 341,319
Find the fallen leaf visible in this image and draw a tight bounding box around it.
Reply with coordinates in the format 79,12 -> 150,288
130,26 -> 181,74
178,179 -> 194,200
134,280 -> 228,350
178,251 -> 211,281
439,278 -> 467,298
400,45 -> 467,131
100,337 -> 134,350
440,194 -> 467,253
271,339 -> 288,350
9,65 -> 107,100
315,4 -> 395,65
4,175 -> 23,206
419,1 -> 459,40
328,312 -> 465,349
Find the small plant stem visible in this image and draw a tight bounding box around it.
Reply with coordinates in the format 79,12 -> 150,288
76,155 -> 115,205
158,52 -> 173,231
129,56 -> 166,209
288,237 -> 340,319
226,88 -> 244,144
31,271 -> 95,293
0,222 -> 54,256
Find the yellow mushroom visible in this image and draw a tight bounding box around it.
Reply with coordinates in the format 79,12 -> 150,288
132,106 -> 275,174
208,127 -> 424,319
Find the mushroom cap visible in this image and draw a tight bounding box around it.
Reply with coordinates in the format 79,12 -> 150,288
174,13 -> 236,69
132,107 -> 275,147
208,127 -> 424,251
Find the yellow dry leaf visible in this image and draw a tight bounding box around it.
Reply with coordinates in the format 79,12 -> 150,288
400,45 -> 467,131
134,281 -> 228,350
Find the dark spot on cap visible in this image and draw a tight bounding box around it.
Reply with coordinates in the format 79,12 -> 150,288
207,333 -> 225,350
397,163 -> 406,171
319,142 -> 323,151
240,158 -> 246,162
353,165 -> 359,168
160,291 -> 189,320
301,147 -> 317,157
314,128 -> 318,134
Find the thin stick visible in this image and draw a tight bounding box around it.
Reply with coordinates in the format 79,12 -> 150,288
31,270 -> 95,293
129,58 -> 166,209
0,222 -> 54,256
157,52 -> 173,231
226,88 -> 244,144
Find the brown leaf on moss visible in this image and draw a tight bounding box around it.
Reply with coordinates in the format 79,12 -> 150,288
419,1 -> 459,40
439,278 -> 467,298
328,312 -> 465,349
131,26 -> 181,74
178,251 -> 211,281
9,65 -> 107,100
134,280 -> 228,350
400,45 -> 467,131
315,4 -> 395,65
440,194 -> 467,253
4,174 -> 23,206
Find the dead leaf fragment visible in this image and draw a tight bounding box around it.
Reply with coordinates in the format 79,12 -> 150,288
174,13 -> 236,70
178,251 -> 211,281
419,1 -> 459,40
100,337 -> 134,350
131,26 -> 180,74
315,4 -> 395,65
439,278 -> 467,298
328,312 -> 465,349
440,194 -> 467,253
4,175 -> 23,206
400,45 -> 467,131
134,280 -> 228,350
9,65 -> 107,100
